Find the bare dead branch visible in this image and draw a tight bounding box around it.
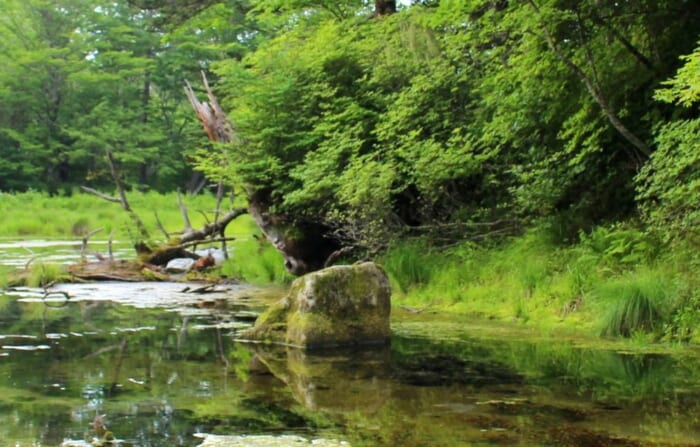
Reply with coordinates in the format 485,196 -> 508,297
106,150 -> 132,212
180,207 -> 247,244
324,246 -> 355,268
81,227 -> 104,262
83,151 -> 149,240
80,186 -> 121,203
184,73 -> 234,144
153,210 -> 171,240
177,191 -> 193,232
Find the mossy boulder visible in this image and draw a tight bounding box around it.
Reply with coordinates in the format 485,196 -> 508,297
243,262 -> 391,348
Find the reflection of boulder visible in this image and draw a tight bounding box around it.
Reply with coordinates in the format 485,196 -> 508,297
243,262 -> 391,348
247,344 -> 391,413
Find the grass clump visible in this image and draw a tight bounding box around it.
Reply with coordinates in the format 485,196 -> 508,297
595,273 -> 668,337
24,262 -> 70,288
220,236 -> 293,285
381,239 -> 443,294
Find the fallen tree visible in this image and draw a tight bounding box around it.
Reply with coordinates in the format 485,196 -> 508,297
79,138 -> 247,274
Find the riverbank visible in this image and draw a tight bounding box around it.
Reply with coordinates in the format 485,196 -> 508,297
1,192 -> 697,344
381,222 -> 699,344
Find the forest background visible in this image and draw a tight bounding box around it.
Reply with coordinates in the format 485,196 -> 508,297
1,0 -> 700,342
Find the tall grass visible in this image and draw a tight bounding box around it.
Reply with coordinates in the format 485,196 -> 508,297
220,237 -> 293,285
381,222 -> 692,339
380,240 -> 443,294
595,272 -> 668,337
0,190 -> 243,241
24,262 -> 71,288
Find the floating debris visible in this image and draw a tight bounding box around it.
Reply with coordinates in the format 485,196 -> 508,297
194,434 -> 351,447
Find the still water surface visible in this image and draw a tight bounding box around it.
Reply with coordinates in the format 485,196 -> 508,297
1,243 -> 700,446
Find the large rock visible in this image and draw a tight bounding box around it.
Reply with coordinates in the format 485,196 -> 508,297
242,262 -> 391,348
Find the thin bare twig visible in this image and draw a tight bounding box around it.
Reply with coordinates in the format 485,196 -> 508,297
80,186 -> 120,203
153,210 -> 170,240
81,228 -> 104,261
177,190 -> 193,232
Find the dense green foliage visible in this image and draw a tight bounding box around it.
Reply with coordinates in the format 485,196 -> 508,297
0,0 -> 259,193
205,0 -> 700,251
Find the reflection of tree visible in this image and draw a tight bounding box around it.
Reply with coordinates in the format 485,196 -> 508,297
0,297 -> 269,444
505,342 -> 680,401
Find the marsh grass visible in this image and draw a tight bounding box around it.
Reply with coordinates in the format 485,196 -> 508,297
220,237 -> 293,285
383,223 -> 687,338
0,190 -> 239,241
596,273 -> 668,337
381,240 -> 443,294
25,262 -> 71,288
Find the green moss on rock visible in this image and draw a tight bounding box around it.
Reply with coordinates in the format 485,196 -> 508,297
242,262 -> 391,348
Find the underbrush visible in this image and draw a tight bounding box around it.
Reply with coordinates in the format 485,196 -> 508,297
381,221 -> 699,341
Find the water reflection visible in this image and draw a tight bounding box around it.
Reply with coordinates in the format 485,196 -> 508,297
0,287 -> 699,445
246,345 -> 392,413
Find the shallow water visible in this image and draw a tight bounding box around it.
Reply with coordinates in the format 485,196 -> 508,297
2,242 -> 700,446
0,283 -> 700,447
0,238 -> 132,268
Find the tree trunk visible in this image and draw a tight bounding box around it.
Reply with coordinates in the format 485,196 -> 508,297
374,0 -> 396,16
185,72 -> 342,275
526,0 -> 652,159
248,191 -> 340,275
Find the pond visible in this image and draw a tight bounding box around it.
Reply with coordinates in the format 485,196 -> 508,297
1,242 -> 700,446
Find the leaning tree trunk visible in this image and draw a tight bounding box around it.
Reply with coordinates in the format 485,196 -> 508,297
185,72 -> 341,275
374,0 -> 396,16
